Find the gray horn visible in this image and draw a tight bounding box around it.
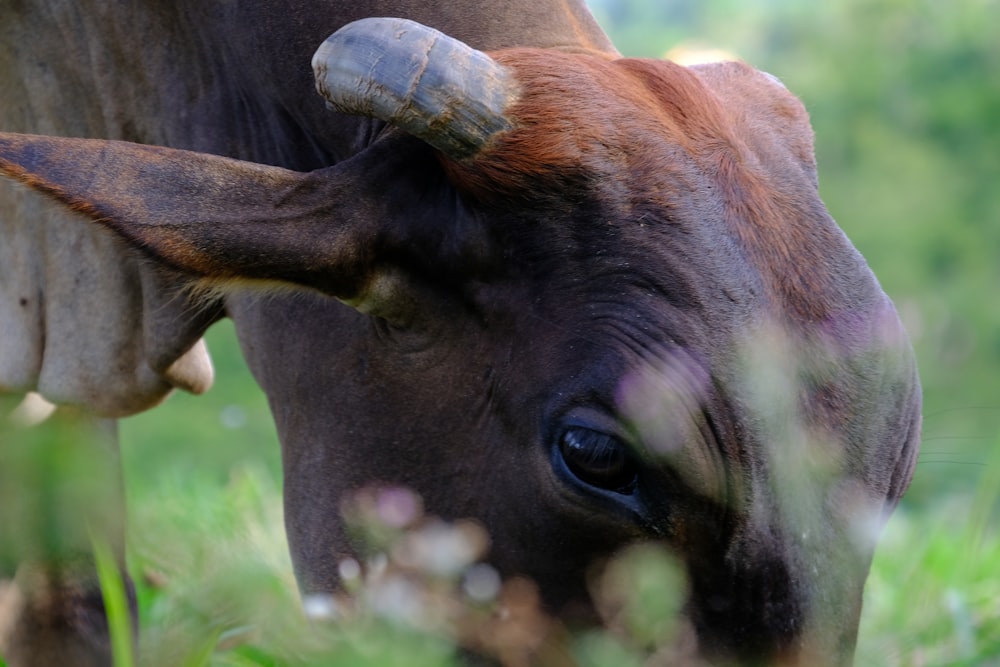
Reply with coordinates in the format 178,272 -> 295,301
312,17 -> 519,159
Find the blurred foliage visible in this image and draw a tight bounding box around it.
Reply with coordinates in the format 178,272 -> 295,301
590,0 -> 1000,506
119,320 -> 281,496
0,405 -> 122,573
857,434 -> 1000,665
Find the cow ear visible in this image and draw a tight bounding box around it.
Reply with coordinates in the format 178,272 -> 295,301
0,132 -> 440,319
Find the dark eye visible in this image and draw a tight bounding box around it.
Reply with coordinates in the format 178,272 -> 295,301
558,427 -> 637,494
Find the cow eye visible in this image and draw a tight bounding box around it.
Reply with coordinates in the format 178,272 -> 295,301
558,427 -> 637,494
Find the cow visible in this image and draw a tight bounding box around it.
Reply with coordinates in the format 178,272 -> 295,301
0,1 -> 920,665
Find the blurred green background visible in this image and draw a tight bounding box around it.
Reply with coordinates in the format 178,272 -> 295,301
97,0 -> 1000,664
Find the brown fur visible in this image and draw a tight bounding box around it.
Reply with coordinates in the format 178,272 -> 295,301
446,51 -> 842,322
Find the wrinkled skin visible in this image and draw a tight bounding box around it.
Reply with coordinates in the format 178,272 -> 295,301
0,2 -> 920,666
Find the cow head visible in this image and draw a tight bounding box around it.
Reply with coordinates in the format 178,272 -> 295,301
0,17 -> 920,665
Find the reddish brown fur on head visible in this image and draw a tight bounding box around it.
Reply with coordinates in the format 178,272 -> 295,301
444,50 -> 848,322
442,50 -> 732,205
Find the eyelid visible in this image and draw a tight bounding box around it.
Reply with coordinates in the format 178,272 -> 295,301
559,406 -> 640,456
560,406 -> 627,439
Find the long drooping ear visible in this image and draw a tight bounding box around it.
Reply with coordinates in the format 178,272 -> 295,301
0,18 -> 519,315
0,132 -> 441,308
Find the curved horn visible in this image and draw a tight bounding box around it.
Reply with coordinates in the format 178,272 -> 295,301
312,17 -> 519,159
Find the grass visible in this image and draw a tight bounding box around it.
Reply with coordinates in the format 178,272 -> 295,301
855,445 -> 1000,667
79,460 -> 1000,667
857,508 -> 1000,666
5,462 -> 1000,666
112,468 -> 1000,667
93,535 -> 136,667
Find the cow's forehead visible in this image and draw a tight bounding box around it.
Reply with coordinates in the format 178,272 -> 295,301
464,234 -> 743,403
438,52 -> 802,277
439,49 -> 849,327
443,49 -> 732,207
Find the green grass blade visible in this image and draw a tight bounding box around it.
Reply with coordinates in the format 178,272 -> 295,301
92,535 -> 135,667
965,432 -> 1000,556
180,629 -> 223,667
